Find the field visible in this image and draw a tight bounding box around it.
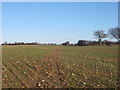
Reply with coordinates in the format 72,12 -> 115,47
2,45 -> 119,88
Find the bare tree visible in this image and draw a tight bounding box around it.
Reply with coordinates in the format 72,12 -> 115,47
109,27 -> 120,42
93,30 -> 107,45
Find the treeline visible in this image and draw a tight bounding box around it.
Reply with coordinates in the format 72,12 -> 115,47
93,27 -> 120,45
1,27 -> 120,46
1,42 -> 57,45
62,27 -> 120,46
1,40 -> 119,46
62,40 -> 119,46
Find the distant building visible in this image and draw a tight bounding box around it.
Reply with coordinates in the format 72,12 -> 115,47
77,40 -> 88,46
62,41 -> 69,46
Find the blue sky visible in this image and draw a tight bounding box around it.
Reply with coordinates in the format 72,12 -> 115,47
2,2 -> 118,44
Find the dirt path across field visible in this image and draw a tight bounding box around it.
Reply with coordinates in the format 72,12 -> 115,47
32,46 -> 64,88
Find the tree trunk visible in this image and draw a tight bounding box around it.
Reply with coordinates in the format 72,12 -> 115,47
99,39 -> 102,46
100,41 -> 102,46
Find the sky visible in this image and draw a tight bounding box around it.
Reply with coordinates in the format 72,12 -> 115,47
2,2 -> 118,44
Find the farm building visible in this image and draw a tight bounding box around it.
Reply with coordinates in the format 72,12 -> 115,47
77,40 -> 88,46
62,41 -> 69,46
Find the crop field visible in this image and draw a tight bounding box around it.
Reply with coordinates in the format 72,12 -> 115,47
2,45 -> 119,88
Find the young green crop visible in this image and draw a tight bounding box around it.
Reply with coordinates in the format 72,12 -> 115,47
2,45 -> 119,88
60,46 -> 118,88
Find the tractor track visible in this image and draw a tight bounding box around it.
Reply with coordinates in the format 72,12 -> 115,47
16,61 -> 63,88
3,64 -> 27,88
34,46 -> 63,88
